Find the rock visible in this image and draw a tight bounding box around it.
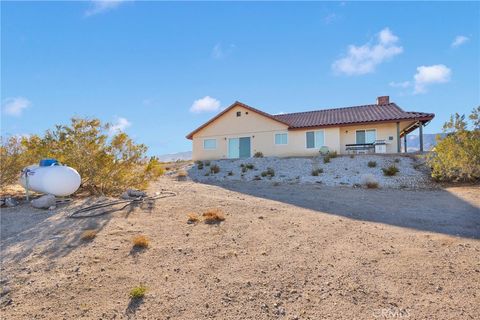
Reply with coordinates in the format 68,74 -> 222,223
1,286 -> 11,296
48,205 -> 57,210
5,198 -> 19,207
31,194 -> 56,209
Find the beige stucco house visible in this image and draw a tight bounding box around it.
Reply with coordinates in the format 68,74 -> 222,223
186,96 -> 434,161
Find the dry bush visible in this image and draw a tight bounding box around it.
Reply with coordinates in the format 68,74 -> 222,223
382,165 -> 399,176
187,212 -> 200,224
367,161 -> 377,168
360,174 -> 379,189
0,136 -> 29,189
132,235 -> 149,248
202,208 -> 225,224
129,285 -> 147,299
253,151 -> 264,158
210,164 -> 220,174
311,168 -> 323,176
195,161 -> 204,170
177,170 -> 188,180
81,230 -> 97,241
261,167 -> 275,178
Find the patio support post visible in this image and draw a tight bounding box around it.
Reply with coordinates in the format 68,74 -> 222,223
419,122 -> 424,152
396,122 -> 401,153
404,134 -> 407,153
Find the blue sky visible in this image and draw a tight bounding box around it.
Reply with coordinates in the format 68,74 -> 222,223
2,1 -> 479,155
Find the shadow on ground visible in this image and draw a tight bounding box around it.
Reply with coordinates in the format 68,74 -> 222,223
201,180 -> 480,239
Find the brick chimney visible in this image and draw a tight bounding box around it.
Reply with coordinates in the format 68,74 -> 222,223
376,96 -> 390,105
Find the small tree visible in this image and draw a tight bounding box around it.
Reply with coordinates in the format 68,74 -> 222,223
428,107 -> 480,182
11,117 -> 163,195
0,136 -> 29,188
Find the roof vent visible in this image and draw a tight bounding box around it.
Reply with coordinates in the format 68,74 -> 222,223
376,96 -> 390,105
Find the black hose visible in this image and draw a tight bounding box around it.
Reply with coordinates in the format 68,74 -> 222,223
68,191 -> 176,219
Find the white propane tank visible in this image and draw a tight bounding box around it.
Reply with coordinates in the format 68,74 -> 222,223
19,160 -> 81,197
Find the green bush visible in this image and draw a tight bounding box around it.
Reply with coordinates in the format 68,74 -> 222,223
196,161 -> 204,170
261,167 -> 275,178
311,168 -> 323,176
245,163 -> 255,170
382,165 -> 399,176
205,160 -> 211,166
323,156 -> 331,164
2,118 -> 163,195
367,161 -> 377,168
427,108 -> 480,182
0,136 -> 29,189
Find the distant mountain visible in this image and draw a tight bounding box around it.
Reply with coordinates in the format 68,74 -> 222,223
157,151 -> 192,162
403,133 -> 445,152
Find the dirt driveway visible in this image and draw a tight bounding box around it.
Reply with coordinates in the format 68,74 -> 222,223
1,178 -> 479,319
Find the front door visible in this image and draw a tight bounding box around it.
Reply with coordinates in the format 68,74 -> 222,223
228,137 -> 251,158
239,137 -> 251,158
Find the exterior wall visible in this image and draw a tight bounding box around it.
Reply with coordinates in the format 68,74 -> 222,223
191,107 -> 416,160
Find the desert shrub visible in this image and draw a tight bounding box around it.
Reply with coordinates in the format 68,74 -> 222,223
81,230 -> 97,241
187,212 -> 199,224
196,161 -> 204,170
311,168 -> 323,176
329,151 -> 338,158
0,136 -> 29,189
227,171 -> 233,176
129,285 -> 147,299
360,174 -> 379,189
245,163 -> 255,170
350,154 -> 355,159
382,165 -> 399,176
17,118 -> 163,195
323,156 -> 331,164
210,164 -> 220,174
202,208 -> 225,224
427,108 -> 480,182
132,235 -> 149,248
205,160 -> 211,166
204,172 -> 210,176
261,167 -> 275,177
394,158 -> 400,163
253,151 -> 264,158
177,170 -> 188,179
241,166 -> 247,173
367,161 -> 377,168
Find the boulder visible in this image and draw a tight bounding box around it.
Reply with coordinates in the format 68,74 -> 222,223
31,194 -> 56,209
4,198 -> 19,207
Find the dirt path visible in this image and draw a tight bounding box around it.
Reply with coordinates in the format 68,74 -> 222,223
1,178 -> 479,319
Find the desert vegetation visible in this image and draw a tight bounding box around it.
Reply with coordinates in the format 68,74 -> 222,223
0,118 -> 163,195
132,235 -> 149,248
261,167 -> 275,178
367,161 -> 377,168
129,285 -> 147,299
253,151 -> 264,158
382,165 -> 400,176
81,230 -> 97,241
360,174 -> 379,188
428,107 -> 480,182
311,168 -> 323,176
202,208 -> 225,224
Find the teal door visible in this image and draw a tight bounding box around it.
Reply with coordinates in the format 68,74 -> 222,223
228,138 -> 240,158
239,137 -> 251,158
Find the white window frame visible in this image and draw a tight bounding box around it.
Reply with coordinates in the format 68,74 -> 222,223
305,130 -> 325,149
355,129 -> 377,144
203,138 -> 217,150
274,132 -> 288,145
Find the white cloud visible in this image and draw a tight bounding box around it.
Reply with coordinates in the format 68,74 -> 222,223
332,28 -> 403,76
389,81 -> 411,88
211,43 -> 235,59
2,97 -> 31,117
109,117 -> 131,134
85,0 -> 127,17
190,96 -> 221,113
451,35 -> 469,48
414,64 -> 451,94
323,13 -> 338,24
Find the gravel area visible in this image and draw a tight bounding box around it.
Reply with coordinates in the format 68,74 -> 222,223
188,155 -> 433,189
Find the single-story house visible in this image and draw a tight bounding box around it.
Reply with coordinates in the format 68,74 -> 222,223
186,96 -> 434,161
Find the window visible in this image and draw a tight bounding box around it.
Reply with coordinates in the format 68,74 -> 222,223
275,133 -> 288,145
236,111 -> 241,117
356,129 -> 376,144
203,139 -> 217,150
306,130 -> 325,148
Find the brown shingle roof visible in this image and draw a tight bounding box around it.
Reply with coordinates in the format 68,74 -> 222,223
272,103 -> 434,128
186,101 -> 434,139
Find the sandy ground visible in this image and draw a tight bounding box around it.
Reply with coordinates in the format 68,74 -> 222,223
1,177 -> 479,319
